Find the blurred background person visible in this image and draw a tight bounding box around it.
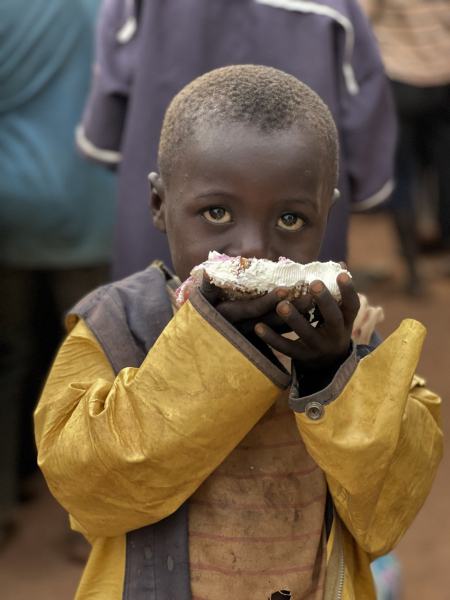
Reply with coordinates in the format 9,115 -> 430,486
77,0 -> 397,280
0,0 -> 116,548
362,0 -> 450,293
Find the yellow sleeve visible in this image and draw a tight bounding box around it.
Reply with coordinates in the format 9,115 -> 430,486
294,319 -> 443,558
35,297 -> 289,538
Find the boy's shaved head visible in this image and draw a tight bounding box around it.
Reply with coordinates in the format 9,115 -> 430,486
152,66 -> 342,281
158,65 -> 339,192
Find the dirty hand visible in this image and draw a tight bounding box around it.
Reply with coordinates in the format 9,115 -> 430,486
254,273 -> 360,390
199,272 -> 314,335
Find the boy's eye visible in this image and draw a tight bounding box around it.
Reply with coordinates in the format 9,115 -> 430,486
277,213 -> 305,231
202,207 -> 232,224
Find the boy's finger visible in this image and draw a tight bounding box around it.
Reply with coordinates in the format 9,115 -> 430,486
309,280 -> 343,334
337,274 -> 360,327
217,287 -> 290,322
276,301 -> 316,343
254,323 -> 298,357
291,293 -> 314,315
199,271 -> 221,306
239,300 -> 315,335
240,313 -> 286,334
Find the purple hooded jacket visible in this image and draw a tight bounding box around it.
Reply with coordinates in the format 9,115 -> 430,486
78,0 -> 396,278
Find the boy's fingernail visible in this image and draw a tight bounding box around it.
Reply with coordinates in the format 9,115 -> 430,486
276,289 -> 288,299
339,261 -> 348,270
310,281 -> 324,293
338,273 -> 350,284
255,324 -> 265,336
278,302 -> 291,316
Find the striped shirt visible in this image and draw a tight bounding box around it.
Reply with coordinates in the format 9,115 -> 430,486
189,386 -> 327,600
361,0 -> 450,86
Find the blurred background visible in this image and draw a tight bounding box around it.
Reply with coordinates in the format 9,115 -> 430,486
0,0 -> 449,598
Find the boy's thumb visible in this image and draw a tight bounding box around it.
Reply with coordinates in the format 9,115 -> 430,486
199,271 -> 221,306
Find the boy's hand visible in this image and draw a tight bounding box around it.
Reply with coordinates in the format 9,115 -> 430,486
255,273 -> 360,393
199,272 -> 314,334
199,270 -> 360,393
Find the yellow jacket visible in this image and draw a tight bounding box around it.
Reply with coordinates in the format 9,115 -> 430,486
35,289 -> 442,600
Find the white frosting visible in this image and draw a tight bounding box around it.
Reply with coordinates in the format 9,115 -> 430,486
175,251 -> 350,307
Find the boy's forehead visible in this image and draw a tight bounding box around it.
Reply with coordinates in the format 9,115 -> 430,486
191,120 -> 316,154
175,122 -> 329,189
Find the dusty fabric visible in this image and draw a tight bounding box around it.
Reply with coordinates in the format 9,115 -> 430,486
165,276 -> 327,599
294,321 -> 443,563
165,278 -> 328,598
36,306 -> 289,537
35,271 -> 443,600
189,390 -> 327,600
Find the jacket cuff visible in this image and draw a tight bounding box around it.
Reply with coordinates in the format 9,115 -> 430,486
289,342 -> 358,419
188,290 -> 292,390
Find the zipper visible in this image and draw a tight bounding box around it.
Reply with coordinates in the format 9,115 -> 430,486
336,525 -> 345,600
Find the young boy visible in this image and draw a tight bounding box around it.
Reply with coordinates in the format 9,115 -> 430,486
35,66 -> 442,600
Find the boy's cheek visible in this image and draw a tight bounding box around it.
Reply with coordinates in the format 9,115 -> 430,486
167,234 -> 212,281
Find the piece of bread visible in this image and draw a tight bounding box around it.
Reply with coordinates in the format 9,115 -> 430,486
175,251 -> 350,308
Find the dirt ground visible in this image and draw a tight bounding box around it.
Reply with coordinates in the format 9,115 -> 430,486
0,213 -> 448,599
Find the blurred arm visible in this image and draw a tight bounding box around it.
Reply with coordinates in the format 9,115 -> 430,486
76,0 -> 137,168
341,0 -> 397,212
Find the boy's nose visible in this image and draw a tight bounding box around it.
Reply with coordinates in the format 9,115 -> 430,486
232,238 -> 268,260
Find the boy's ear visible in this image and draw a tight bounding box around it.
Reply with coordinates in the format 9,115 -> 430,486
329,188 -> 340,212
149,172 -> 167,233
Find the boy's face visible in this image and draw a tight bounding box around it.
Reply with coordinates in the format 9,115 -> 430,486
151,123 -> 335,282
